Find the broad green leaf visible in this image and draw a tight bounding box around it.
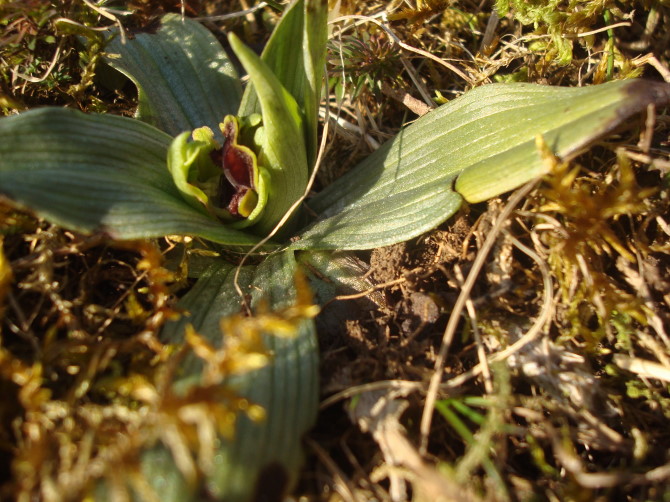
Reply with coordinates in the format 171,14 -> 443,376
94,445 -> 195,502
104,13 -> 241,140
161,252 -> 318,501
293,79 -> 670,250
238,0 -> 329,165
0,108 -> 259,246
455,80 -> 670,201
296,176 -> 463,250
229,34 -> 309,235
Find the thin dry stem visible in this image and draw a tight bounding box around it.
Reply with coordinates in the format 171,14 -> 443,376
331,14 -> 476,85
420,180 -> 539,455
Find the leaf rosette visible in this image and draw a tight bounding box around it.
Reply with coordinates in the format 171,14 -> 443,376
0,1 -> 668,500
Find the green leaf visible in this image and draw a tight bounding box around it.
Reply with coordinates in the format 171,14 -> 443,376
238,0 -> 304,117
104,13 -> 242,140
101,445 -> 195,502
161,252 -> 318,501
0,108 -> 259,246
293,79 -> 670,250
455,80 -> 670,201
229,34 -> 309,235
238,0 -> 328,165
302,0 -> 329,165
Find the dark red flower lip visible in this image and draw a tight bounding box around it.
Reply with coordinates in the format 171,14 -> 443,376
222,117 -> 254,190
211,116 -> 258,217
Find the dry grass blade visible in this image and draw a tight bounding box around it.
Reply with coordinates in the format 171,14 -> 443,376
330,14 -> 476,85
613,354 -> 670,383
420,179 -> 539,454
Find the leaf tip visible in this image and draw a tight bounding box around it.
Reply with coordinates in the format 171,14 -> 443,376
622,79 -> 670,109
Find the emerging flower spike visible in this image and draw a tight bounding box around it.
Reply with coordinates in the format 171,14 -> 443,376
167,115 -> 269,229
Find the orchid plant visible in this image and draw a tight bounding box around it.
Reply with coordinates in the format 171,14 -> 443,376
1,1 -> 669,500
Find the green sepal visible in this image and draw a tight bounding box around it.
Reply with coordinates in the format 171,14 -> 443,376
167,130 -> 218,214
167,117 -> 271,227
228,33 -> 309,236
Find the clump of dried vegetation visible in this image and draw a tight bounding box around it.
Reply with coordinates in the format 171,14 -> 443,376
2,0 -> 670,501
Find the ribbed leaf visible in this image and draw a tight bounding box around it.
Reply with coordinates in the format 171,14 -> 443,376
161,252 -> 318,501
455,80 -> 670,201
104,13 -> 241,140
293,79 -> 670,250
0,108 -> 259,246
